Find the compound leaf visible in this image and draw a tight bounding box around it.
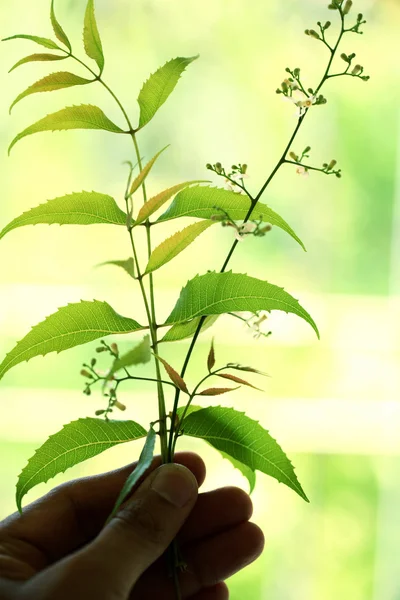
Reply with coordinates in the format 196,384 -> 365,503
51,0 -> 72,51
9,104 -> 124,154
137,55 -> 198,129
9,53 -> 67,73
16,418 -> 146,511
161,315 -> 219,343
0,301 -> 144,381
83,0 -> 104,73
108,426 -> 156,520
3,34 -> 61,50
0,191 -> 127,240
10,72 -> 93,113
135,181 -> 207,225
97,258 -> 135,279
165,272 -> 319,338
158,185 -> 305,250
180,406 -> 308,502
145,221 -> 212,274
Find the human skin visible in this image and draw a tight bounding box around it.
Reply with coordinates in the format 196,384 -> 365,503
0,452 -> 265,599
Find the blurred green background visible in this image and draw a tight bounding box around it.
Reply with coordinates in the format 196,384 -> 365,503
0,0 -> 399,598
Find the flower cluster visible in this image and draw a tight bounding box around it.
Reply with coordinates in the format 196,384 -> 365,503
206,162 -> 249,193
287,147 -> 342,179
210,207 -> 272,242
277,68 -> 327,118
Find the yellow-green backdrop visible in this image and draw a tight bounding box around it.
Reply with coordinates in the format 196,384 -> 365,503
0,1 -> 399,598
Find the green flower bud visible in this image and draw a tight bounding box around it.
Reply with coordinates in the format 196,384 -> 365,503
341,53 -> 349,63
80,369 -> 93,379
96,346 -> 106,353
309,29 -> 320,39
206,163 -> 212,170
276,88 -> 282,94
84,387 -> 91,396
328,160 -> 337,170
242,164 -> 248,174
304,146 -> 311,154
95,409 -> 105,416
357,13 -> 363,22
111,343 -> 119,355
324,21 -> 331,29
352,64 -> 362,75
281,80 -> 289,93
115,401 -> 126,412
293,68 -> 300,77
91,358 -> 97,367
305,29 -> 310,36
343,0 -> 352,15
289,152 -> 299,161
215,162 -> 222,174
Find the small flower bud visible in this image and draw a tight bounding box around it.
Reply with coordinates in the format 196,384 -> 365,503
84,387 -> 91,396
210,214 -> 225,222
304,146 -> 311,154
328,160 -> 337,170
343,0 -> 352,15
215,162 -> 222,173
336,172 -> 342,178
341,53 -> 349,63
281,81 -> 289,93
324,21 -> 331,29
260,224 -> 272,234
289,152 -> 298,161
357,13 -> 363,22
309,29 -> 320,39
80,369 -> 93,379
293,68 -> 300,77
352,64 -> 362,75
96,346 -> 106,353
276,88 -> 282,94
241,164 -> 248,174
206,163 -> 212,170
95,409 -> 105,416
91,358 -> 97,367
115,401 -> 126,411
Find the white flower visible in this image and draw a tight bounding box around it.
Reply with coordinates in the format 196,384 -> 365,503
231,172 -> 250,182
235,222 -> 257,241
95,368 -> 111,378
283,91 -> 316,118
296,166 -> 310,178
224,179 -> 236,192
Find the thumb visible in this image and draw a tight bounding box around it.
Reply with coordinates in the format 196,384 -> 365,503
31,464 -> 198,599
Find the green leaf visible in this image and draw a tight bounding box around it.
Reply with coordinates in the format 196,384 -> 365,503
96,258 -> 135,279
0,301 -> 144,381
16,418 -> 146,511
145,221 -> 212,275
180,406 -> 308,502
10,72 -> 93,113
129,147 -> 168,197
8,104 -> 124,154
109,335 -> 151,379
137,55 -> 199,129
108,426 -> 157,520
158,185 -> 305,251
83,0 -> 104,73
160,315 -> 219,343
0,191 -> 127,240
9,53 -> 67,73
51,0 -> 71,51
3,34 -> 61,50
165,272 -> 319,338
219,450 -> 256,494
135,181 -> 207,225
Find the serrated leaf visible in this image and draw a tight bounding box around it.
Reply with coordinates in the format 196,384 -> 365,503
135,181 -> 207,225
137,55 -> 199,129
0,192 -> 126,240
218,373 -> 262,391
0,301 -> 144,381
8,104 -> 124,154
83,0 -> 104,73
16,418 -> 146,511
161,315 -> 219,343
165,272 -> 319,338
199,387 -> 239,396
3,34 -> 61,50
180,406 -> 308,502
9,53 -> 67,73
51,0 -> 71,51
108,426 -> 156,520
97,258 -> 135,279
207,339 -> 215,372
158,185 -> 305,251
145,221 -> 212,274
155,355 -> 188,394
219,450 -> 256,494
129,147 -> 168,197
10,72 -> 93,113
109,335 -> 151,379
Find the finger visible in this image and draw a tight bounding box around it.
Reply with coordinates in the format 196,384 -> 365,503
132,521 -> 264,599
190,582 -> 229,600
0,453 -> 205,567
30,464 -> 199,599
179,487 -> 252,544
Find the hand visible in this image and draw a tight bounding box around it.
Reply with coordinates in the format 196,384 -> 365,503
0,452 -> 264,599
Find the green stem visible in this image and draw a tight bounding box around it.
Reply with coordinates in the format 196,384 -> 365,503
167,8 -> 347,461
284,159 -> 339,175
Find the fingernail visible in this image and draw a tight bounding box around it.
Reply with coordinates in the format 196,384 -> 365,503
151,465 -> 197,508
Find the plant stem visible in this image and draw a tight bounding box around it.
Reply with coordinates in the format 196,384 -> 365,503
168,7 -> 347,460
65,49 -> 169,461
